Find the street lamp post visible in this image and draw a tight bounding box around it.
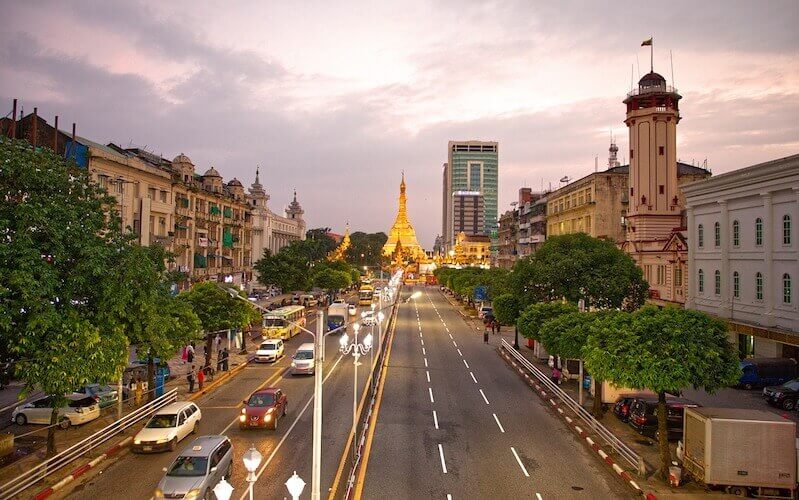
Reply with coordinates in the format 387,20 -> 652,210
285,471 -> 306,500
213,478 -> 234,500
339,323 -> 373,463
311,309 -> 323,500
243,446 -> 263,500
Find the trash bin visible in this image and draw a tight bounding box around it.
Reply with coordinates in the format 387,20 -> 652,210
668,466 -> 682,487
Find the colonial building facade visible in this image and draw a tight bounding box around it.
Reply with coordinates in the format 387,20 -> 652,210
684,154 -> 799,359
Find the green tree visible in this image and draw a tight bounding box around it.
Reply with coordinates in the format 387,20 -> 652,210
313,268 -> 352,294
254,249 -> 311,292
583,307 -> 740,478
0,139 -> 129,455
516,301 -> 578,341
492,294 -> 520,326
346,231 -> 388,267
512,234 -> 648,310
178,282 -> 260,361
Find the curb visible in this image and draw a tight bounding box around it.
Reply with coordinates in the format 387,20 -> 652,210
499,349 -> 656,499
32,436 -> 132,500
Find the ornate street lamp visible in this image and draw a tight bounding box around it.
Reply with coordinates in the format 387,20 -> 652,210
285,471 -> 306,500
243,446 -> 263,500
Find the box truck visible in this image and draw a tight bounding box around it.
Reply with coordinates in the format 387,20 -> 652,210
327,302 -> 349,332
682,407 -> 796,498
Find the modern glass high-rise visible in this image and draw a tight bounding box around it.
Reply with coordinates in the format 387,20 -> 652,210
443,141 -> 498,249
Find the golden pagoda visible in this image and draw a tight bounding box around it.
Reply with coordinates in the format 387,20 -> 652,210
382,173 -> 426,262
328,223 -> 351,261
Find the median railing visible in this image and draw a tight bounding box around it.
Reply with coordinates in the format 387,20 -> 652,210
500,340 -> 646,475
0,388 -> 178,499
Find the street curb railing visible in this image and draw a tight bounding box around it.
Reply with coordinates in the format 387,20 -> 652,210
500,340 -> 646,475
0,388 -> 178,499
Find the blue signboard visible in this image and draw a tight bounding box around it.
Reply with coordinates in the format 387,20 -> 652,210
474,286 -> 488,301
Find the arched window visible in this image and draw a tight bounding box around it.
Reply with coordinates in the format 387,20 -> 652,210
714,222 -> 721,247
733,271 -> 740,298
785,274 -> 792,304
756,218 -> 763,246
714,270 -> 721,295
698,224 -> 704,248
784,215 -> 792,245
756,272 -> 764,300
732,220 -> 740,247
698,269 -> 705,294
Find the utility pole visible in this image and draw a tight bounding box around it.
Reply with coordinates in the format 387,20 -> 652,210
311,309 -> 323,500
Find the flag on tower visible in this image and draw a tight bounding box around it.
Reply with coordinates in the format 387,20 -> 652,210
641,37 -> 653,46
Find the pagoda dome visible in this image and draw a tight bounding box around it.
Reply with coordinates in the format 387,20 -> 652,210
638,71 -> 667,88
227,178 -> 243,187
172,153 -> 194,166
203,166 -> 221,178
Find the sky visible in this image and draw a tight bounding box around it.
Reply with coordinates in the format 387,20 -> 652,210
2,0 -> 798,248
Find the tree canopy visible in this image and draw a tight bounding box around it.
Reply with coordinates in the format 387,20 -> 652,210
346,231 -> 388,267
492,293 -> 521,326
178,282 -> 259,334
516,301 -> 578,341
511,233 -> 648,310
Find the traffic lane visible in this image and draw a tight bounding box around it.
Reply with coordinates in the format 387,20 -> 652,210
70,314 -> 323,500
361,291 -> 436,498
428,290 -> 630,499
246,320 -> 375,499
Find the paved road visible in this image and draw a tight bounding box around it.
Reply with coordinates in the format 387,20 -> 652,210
362,286 -> 631,499
69,303 -> 377,500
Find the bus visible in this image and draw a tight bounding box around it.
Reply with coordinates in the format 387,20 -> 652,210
358,285 -> 374,306
262,305 -> 306,340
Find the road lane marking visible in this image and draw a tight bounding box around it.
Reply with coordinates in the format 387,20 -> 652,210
452,340 -> 457,347
479,389 -> 490,405
457,349 -> 463,356
438,444 -> 448,473
463,359 -> 469,368
424,358 -> 428,367
492,413 -> 505,433
448,333 -> 453,339
421,338 -> 424,346
422,347 -> 427,355
433,410 -> 439,429
429,387 -> 435,403
447,495 -> 452,500
536,494 -> 543,500
426,370 -> 431,383
511,447 -> 530,477
469,372 -> 478,384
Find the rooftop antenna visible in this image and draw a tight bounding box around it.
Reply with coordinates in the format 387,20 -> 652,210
594,155 -> 598,172
670,49 -> 676,87
630,64 -> 634,91
636,54 -> 640,80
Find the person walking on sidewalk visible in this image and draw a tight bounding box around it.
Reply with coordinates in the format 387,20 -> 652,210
187,365 -> 196,393
197,365 -> 205,392
187,342 -> 195,364
223,348 -> 230,371
483,326 -> 490,344
551,366 -> 562,385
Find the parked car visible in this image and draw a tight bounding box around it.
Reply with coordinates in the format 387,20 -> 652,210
628,397 -> 700,440
763,378 -> 799,410
73,384 -> 119,408
239,388 -> 288,430
12,394 -> 100,429
133,401 -> 202,453
300,294 -> 318,307
291,343 -> 315,375
154,435 -> 232,500
737,357 -> 797,390
613,394 -> 657,423
255,339 -> 284,363
478,306 -> 493,319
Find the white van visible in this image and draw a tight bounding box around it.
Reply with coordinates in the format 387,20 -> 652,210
255,339 -> 284,363
291,343 -> 315,375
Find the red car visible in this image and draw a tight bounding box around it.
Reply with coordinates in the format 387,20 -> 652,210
239,388 -> 287,430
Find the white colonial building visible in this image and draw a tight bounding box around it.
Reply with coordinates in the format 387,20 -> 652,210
247,168 -> 306,283
684,153 -> 799,359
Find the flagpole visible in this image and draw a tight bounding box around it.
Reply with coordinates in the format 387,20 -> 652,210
650,38 -> 654,73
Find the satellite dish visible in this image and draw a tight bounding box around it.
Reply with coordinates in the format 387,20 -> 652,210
559,176 -> 571,183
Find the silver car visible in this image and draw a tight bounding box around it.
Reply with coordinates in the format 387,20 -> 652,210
154,435 -> 232,500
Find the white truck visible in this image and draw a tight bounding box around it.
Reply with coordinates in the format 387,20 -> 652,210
682,407 -> 797,498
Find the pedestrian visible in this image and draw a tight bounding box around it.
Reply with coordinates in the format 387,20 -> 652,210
181,345 -> 188,364
187,343 -> 195,364
483,326 -> 489,344
216,350 -> 224,372
222,348 -> 229,371
551,366 -> 562,385
187,365 -> 196,393
197,365 -> 205,391
133,376 -> 143,406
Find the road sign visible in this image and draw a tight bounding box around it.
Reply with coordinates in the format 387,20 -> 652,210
474,286 -> 488,301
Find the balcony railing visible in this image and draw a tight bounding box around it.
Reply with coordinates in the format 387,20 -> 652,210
626,84 -> 678,98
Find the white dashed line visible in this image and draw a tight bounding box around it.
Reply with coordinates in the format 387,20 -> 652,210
448,333 -> 453,339
438,444 -> 448,474
457,348 -> 463,356
470,372 -> 478,384
511,447 -> 530,477
426,370 -> 431,383
422,347 -> 427,356
479,389 -> 490,405
421,338 -> 425,346
536,494 -> 543,500
463,359 -> 469,369
447,495 -> 453,500
452,341 -> 458,347
492,413 -> 505,433
429,387 -> 435,403
424,358 -> 428,367
433,410 -> 439,429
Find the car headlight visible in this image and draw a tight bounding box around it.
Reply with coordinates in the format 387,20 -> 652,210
265,414 -> 272,421
184,489 -> 201,500
156,438 -> 169,444
267,407 -> 274,413
291,361 -> 297,367
240,415 -> 246,422
242,408 -> 247,414
153,488 -> 164,499
134,438 -> 141,445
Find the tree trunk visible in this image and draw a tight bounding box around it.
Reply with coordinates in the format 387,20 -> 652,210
147,356 -> 156,403
657,391 -> 671,479
46,406 -> 59,457
592,378 -> 605,418
204,333 -> 213,369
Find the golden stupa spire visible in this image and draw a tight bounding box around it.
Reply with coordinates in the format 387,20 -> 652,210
328,223 -> 351,261
382,173 -> 426,261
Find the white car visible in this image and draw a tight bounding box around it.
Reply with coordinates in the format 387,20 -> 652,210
348,304 -> 357,316
291,343 -> 315,375
133,402 -> 202,453
12,394 -> 100,429
256,339 -> 284,363
361,311 -> 377,326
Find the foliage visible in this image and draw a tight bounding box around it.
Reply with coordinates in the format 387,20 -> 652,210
516,301 -> 578,341
538,311 -> 600,359
434,267 -> 510,301
178,282 -> 259,333
492,294 -> 521,326
0,139 -> 130,454
511,234 -> 648,310
254,249 -> 311,292
583,307 -> 740,477
346,231 -> 388,267
312,268 -> 352,291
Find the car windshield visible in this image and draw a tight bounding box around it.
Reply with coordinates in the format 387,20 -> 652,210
783,380 -> 799,391
295,351 -> 313,360
259,344 -> 277,351
167,456 -> 208,477
248,394 -> 276,407
264,318 -> 285,327
146,414 -> 177,428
